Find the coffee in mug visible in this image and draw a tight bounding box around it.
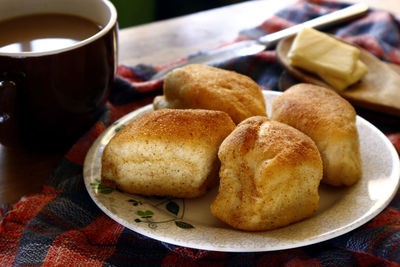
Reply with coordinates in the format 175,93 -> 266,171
0,0 -> 118,151
0,13 -> 102,53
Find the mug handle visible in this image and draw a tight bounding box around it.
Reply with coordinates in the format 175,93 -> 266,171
0,79 -> 18,147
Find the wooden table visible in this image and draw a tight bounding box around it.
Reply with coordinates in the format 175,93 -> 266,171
1,0 -> 399,204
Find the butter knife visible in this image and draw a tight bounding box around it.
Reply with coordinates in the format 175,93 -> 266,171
150,3 -> 368,80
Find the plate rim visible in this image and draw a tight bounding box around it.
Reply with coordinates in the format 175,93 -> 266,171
83,90 -> 400,252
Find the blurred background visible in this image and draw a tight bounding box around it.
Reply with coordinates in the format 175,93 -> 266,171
111,0 -> 250,28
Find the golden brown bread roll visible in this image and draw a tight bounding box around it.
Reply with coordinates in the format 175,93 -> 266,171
210,116 -> 323,231
153,64 -> 266,124
101,108 -> 236,198
271,83 -> 361,186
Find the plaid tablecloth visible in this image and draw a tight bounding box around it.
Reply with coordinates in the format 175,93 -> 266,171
1,0 -> 400,266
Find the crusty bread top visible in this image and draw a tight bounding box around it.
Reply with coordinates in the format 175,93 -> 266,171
271,83 -> 357,140
220,116 -> 322,169
101,108 -> 236,198
110,108 -> 236,147
212,116 -> 322,231
271,83 -> 361,187
158,64 -> 266,124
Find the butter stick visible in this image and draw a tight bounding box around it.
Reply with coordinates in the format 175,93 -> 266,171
288,28 -> 368,90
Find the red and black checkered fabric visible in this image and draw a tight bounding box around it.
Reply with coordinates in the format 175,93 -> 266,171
1,0 -> 400,266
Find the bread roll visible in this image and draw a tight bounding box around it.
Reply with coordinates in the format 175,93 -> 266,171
210,117 -> 322,231
271,83 -> 361,186
153,64 -> 266,124
102,109 -> 235,198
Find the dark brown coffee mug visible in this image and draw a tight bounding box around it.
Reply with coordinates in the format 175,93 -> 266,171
0,0 -> 118,150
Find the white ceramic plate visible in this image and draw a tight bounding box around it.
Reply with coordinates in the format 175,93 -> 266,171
84,91 -> 400,252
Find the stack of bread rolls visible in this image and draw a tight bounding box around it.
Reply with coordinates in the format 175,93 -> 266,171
101,64 -> 361,231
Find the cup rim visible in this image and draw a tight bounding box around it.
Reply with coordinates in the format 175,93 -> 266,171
0,0 -> 117,58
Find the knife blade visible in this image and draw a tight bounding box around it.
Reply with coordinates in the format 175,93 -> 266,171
150,3 -> 368,80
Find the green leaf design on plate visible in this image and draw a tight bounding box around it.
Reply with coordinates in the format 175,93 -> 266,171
137,210 -> 154,218
166,201 -> 179,216
114,124 -> 125,133
132,198 -> 194,229
175,221 -> 194,229
90,179 -> 114,194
